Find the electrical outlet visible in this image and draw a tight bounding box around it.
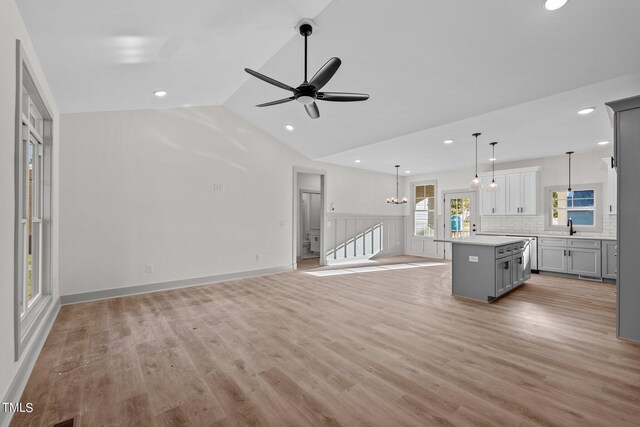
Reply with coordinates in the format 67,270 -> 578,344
256,254 -> 262,261
145,264 -> 154,273
213,183 -> 225,192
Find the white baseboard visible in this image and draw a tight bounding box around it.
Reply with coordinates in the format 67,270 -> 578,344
1,299 -> 60,427
60,265 -> 294,305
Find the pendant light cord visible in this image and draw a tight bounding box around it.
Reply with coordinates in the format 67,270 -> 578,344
489,142 -> 498,184
475,135 -> 478,177
566,151 -> 574,191
396,165 -> 400,200
472,133 -> 481,178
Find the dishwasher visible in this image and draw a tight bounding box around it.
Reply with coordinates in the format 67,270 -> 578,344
506,235 -> 538,273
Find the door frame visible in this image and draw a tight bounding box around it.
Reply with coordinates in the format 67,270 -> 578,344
298,189 -> 321,260
292,168 -> 327,269
442,189 -> 479,259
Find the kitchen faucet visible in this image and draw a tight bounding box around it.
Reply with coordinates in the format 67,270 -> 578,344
567,218 -> 576,236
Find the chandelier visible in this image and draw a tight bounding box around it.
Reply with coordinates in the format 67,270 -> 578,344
387,165 -> 407,204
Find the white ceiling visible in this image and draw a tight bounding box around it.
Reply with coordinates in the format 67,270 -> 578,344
17,0 -> 640,173
16,0 -> 332,113
319,73 -> 640,175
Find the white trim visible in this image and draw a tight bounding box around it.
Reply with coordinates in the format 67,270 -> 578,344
60,265 -> 294,305
15,40 -> 55,361
292,167 -> 327,269
409,180 -> 437,239
544,183 -> 603,233
1,300 -> 59,427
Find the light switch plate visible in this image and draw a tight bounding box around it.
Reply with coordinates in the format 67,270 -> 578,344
469,256 -> 479,263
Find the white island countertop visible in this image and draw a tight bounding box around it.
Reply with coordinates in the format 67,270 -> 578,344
434,236 -> 528,247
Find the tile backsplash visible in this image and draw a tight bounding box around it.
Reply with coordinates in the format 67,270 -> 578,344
481,214 -> 617,237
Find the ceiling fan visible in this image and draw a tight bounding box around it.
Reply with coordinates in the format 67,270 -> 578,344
244,23 -> 369,119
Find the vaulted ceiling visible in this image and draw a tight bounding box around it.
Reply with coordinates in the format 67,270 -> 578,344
18,0 -> 640,174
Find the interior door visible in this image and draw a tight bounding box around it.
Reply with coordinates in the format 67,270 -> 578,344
444,191 -> 478,239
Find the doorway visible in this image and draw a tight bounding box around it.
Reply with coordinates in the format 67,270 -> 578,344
299,190 -> 321,260
444,190 -> 478,239
293,169 -> 326,269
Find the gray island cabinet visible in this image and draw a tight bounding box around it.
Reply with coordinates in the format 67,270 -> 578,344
436,236 -> 531,303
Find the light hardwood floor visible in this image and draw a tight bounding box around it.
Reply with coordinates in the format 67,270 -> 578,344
11,261 -> 640,426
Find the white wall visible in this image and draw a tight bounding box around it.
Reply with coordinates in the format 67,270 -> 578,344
0,0 -> 59,423
403,148 -> 614,258
59,106 -> 404,297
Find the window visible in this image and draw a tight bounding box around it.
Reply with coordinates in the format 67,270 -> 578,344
552,190 -> 595,226
413,183 -> 436,237
15,40 -> 54,360
545,184 -> 602,232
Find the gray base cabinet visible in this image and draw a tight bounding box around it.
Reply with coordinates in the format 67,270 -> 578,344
567,248 -> 601,277
602,240 -> 617,279
451,240 -> 531,303
538,238 -> 602,278
495,257 -> 511,296
539,246 -> 567,273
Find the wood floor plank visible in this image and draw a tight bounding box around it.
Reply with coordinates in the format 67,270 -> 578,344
10,258 -> 640,426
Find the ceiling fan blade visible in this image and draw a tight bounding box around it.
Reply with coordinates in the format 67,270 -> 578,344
256,97 -> 295,107
308,57 -> 341,91
317,92 -> 370,102
304,102 -> 320,119
244,68 -> 297,92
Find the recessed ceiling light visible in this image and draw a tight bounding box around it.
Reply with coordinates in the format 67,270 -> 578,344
153,90 -> 167,97
405,170 -> 411,174
354,159 -> 361,163
578,107 -> 596,115
544,0 -> 568,11
284,123 -> 295,131
598,140 -> 610,145
444,139 -> 454,144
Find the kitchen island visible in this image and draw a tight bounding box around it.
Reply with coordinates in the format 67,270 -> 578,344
436,236 -> 532,302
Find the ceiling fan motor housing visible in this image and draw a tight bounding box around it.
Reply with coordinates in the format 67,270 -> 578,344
299,23 -> 313,37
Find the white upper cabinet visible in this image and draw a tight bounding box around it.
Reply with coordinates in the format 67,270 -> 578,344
603,157 -> 617,214
479,167 -> 539,216
506,170 -> 538,215
480,174 -> 506,215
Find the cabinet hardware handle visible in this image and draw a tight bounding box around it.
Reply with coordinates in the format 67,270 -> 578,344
610,205 -> 612,212
567,250 -> 571,256
611,156 -> 614,169
504,261 -> 509,270
563,249 -> 566,256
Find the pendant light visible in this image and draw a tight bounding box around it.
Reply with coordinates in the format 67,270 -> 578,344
488,142 -> 499,192
470,132 -> 482,188
566,151 -> 574,197
386,165 -> 407,204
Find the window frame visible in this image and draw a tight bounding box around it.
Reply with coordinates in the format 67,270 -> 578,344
544,183 -> 603,233
14,40 -> 55,361
411,181 -> 437,239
